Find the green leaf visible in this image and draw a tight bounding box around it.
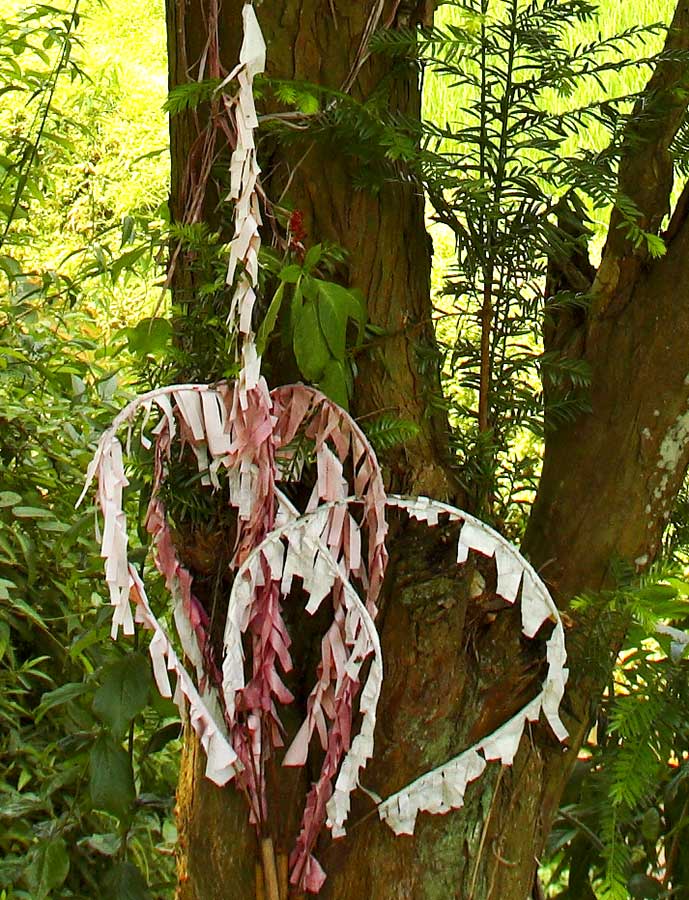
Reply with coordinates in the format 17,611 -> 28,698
11,505 -> 54,519
293,300 -> 330,381
0,620 -> 10,661
363,414 -> 420,452
318,280 -> 367,344
277,264 -> 302,283
97,372 -> 119,401
628,873 -> 662,899
298,92 -> 319,115
300,274 -> 319,302
9,596 -> 47,629
111,245 -> 148,283
0,491 -> 22,507
644,233 -> 666,259
120,215 -> 136,248
0,791 -> 46,819
304,243 -> 322,271
77,833 -> 121,857
284,280 -> 304,345
125,317 -> 172,358
316,283 -> 347,361
163,78 -> 222,115
36,681 -> 91,722
142,721 -> 182,757
636,584 -> 678,605
256,282 -> 285,355
89,735 -> 136,820
318,359 -> 350,409
24,837 -> 69,899
36,520 -> 70,533
104,862 -> 152,900
0,254 -> 21,280
347,288 -> 368,344
93,653 -> 151,737
640,807 -> 661,842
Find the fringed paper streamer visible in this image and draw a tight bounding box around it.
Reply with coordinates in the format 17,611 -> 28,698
376,495 -> 568,836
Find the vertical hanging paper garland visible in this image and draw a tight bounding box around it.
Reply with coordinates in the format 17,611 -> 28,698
79,5 -> 569,894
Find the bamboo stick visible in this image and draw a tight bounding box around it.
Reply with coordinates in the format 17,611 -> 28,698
261,837 -> 281,900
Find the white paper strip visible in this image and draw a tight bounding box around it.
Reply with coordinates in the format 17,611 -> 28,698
128,567 -> 239,786
377,494 -> 569,835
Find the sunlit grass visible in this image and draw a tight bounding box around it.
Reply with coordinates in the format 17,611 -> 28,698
0,0 -> 169,328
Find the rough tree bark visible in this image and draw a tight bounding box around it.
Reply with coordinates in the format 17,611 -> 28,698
166,1 -> 689,897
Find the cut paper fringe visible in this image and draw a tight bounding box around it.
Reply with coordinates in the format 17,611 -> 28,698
79,3 -> 569,894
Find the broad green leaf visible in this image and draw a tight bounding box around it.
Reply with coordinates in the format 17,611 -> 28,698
35,520 -> 70,533
639,584 -> 677,600
93,653 -> 151,737
641,807 -> 661,842
24,837 -> 69,899
36,681 -> 91,721
77,833 -> 121,857
11,505 -> 53,519
0,254 -> 20,279
0,491 -> 22,507
126,317 -> 172,358
104,862 -> 152,900
89,735 -> 136,820
316,284 -> 347,361
303,243 -> 322,271
628,873 -> 662,899
293,301 -> 330,382
277,264 -> 302,283
71,374 -> 86,397
0,791 -> 46,819
284,281 -> 304,345
318,359 -> 350,409
347,287 -> 368,344
256,282 -> 285,355
300,274 -> 319,302
142,721 -> 182,757
9,596 -> 47,629
97,372 -> 120,401
318,280 -> 367,344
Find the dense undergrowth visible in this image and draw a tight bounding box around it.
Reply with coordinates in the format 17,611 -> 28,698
0,3 -> 177,896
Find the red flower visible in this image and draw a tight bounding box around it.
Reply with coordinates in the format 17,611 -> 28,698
289,209 -> 307,249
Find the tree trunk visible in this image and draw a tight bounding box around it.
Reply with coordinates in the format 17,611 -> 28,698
166,1 -> 689,897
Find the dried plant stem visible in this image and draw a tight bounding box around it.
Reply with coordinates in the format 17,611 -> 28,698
277,852 -> 288,900
255,862 -> 265,900
261,837 -> 281,900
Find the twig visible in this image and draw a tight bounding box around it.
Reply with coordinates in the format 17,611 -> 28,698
341,1 -> 386,95
468,767 -> 504,900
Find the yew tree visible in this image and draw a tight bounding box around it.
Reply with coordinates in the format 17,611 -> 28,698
152,0 -> 689,897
